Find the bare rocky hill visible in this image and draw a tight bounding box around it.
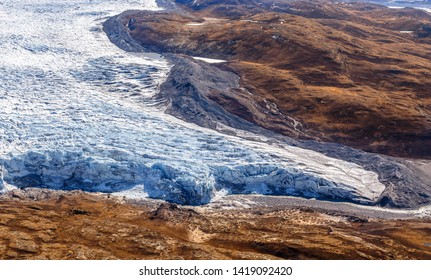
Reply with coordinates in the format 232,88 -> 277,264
124,0 -> 431,159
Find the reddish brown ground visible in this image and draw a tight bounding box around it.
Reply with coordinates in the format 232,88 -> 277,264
125,0 -> 431,158
1,191 -> 431,260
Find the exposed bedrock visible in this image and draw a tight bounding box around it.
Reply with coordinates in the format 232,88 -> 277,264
102,11 -> 149,53
158,55 -> 269,133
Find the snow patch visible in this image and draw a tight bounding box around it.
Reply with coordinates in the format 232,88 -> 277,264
192,57 -> 227,63
186,22 -> 205,26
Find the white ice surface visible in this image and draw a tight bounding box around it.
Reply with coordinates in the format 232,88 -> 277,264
192,57 -> 227,64
0,0 -> 385,204
388,5 -> 431,13
186,22 -> 205,26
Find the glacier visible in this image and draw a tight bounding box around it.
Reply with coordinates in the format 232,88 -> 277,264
0,0 -> 386,205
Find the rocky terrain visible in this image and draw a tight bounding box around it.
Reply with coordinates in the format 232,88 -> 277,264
1,190 -> 431,260
2,0 -> 431,261
120,0 -> 431,158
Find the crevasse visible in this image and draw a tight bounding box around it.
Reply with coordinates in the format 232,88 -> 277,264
0,0 -> 385,205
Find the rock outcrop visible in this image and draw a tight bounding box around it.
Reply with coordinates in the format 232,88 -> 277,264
1,191 -> 431,260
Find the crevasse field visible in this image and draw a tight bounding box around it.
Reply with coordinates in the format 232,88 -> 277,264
0,0 -> 385,205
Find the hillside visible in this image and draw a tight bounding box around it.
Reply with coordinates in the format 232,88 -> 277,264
123,0 -> 431,158
1,190 -> 431,259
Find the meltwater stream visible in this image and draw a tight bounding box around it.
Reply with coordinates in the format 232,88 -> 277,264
0,0 -> 385,205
